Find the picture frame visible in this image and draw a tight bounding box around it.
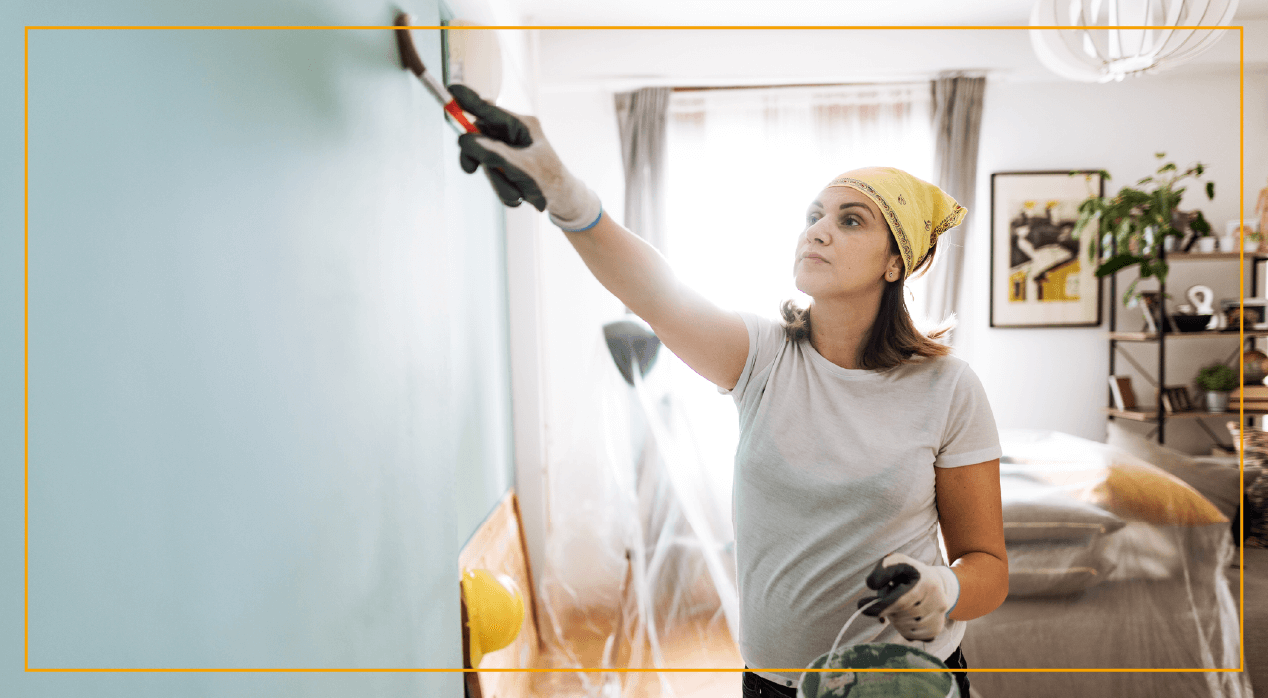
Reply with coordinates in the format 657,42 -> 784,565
1222,298 -> 1268,331
1160,386 -> 1193,414
990,171 -> 1104,328
1137,291 -> 1174,334
1109,375 -> 1138,411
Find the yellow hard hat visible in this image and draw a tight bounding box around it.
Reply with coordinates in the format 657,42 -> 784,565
461,568 -> 525,668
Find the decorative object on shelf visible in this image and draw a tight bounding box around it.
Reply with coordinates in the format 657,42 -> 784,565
1208,306 -> 1228,331
1222,298 -> 1268,331
1195,236 -> 1218,253
1135,291 -> 1172,333
1073,153 -> 1215,307
1170,285 -> 1216,331
1246,229 -> 1264,253
1171,314 -> 1214,333
990,171 -> 1104,328
1244,349 -> 1268,385
1234,383 -> 1268,411
1029,0 -> 1240,83
1195,363 -> 1238,413
1220,221 -> 1246,253
1160,386 -> 1193,414
1109,375 -> 1138,411
1188,285 -> 1215,315
1257,177 -> 1268,236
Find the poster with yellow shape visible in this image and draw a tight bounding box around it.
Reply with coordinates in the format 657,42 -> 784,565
991,173 -> 1103,327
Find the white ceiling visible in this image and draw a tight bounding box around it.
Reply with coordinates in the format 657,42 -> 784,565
496,1 -> 1268,88
507,0 -> 1268,26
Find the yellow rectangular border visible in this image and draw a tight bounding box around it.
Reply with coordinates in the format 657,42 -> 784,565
24,23 -> 1252,680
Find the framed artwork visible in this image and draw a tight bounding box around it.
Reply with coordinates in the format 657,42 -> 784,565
990,171 -> 1105,328
1223,298 -> 1268,331
1108,375 -> 1137,411
1161,386 -> 1193,414
1137,291 -> 1174,334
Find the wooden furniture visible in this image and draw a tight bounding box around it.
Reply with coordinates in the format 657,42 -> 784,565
1105,250 -> 1268,444
458,490 -> 541,698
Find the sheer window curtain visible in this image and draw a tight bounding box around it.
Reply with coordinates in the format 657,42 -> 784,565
615,88 -> 672,254
926,73 -> 987,345
662,84 -> 936,550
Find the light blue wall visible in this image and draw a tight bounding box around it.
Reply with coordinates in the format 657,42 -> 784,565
3,2 -> 514,695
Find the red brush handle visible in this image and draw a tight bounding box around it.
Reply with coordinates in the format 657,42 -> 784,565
444,101 -> 478,134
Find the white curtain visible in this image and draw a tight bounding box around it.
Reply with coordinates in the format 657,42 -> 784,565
662,83 -> 936,549
926,72 -> 987,345
615,87 -> 672,254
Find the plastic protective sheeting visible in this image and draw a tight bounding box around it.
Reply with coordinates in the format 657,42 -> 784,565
532,330 -> 740,698
962,429 -> 1251,698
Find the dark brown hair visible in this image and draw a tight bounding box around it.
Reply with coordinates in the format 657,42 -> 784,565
780,234 -> 954,370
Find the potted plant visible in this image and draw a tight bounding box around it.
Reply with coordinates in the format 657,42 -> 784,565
1195,363 -> 1239,413
1194,223 -> 1218,252
1246,229 -> 1264,253
1072,152 -> 1215,306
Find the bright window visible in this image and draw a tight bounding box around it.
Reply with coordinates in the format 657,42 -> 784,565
661,83 -> 936,532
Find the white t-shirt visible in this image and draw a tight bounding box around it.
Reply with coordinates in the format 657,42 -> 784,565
720,312 -> 1001,688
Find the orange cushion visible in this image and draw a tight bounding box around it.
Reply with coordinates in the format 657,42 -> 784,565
1085,460 -> 1228,526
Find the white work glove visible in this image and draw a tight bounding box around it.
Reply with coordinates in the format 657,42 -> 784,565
449,84 -> 603,232
859,553 -> 961,642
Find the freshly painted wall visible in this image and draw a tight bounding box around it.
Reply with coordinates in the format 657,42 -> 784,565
4,1 -> 521,695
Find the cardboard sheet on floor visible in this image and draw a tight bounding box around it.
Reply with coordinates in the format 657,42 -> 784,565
458,488 -> 743,698
459,490 -> 541,698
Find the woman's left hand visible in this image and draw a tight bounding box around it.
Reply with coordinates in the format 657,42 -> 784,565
858,553 -> 961,642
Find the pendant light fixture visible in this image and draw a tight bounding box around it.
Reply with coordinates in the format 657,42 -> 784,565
1030,0 -> 1240,82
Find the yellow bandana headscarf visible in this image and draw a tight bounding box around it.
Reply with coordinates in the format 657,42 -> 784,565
825,167 -> 966,278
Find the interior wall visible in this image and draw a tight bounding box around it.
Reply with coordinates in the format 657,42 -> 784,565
3,1 -> 526,695
957,67 -> 1268,454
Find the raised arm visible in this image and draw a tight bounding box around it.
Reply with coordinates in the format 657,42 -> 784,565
450,85 -> 748,390
560,211 -> 748,389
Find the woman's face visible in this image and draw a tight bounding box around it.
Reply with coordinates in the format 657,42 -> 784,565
794,185 -> 903,301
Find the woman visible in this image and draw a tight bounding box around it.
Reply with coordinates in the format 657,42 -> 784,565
449,85 -> 1007,698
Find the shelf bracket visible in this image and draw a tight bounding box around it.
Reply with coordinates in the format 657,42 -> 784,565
1113,344 -> 1159,388
1193,418 -> 1225,445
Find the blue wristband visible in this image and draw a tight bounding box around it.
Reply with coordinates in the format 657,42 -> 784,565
557,206 -> 603,233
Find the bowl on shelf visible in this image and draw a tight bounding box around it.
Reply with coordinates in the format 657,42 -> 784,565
1170,314 -> 1213,332
1246,349 -> 1268,384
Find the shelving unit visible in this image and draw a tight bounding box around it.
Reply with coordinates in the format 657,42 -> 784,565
1106,250 -> 1267,444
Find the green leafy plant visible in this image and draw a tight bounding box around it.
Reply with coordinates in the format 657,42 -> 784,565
1072,153 -> 1215,306
1194,363 -> 1238,393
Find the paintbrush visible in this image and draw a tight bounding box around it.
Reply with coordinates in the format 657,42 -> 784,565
395,13 -> 478,134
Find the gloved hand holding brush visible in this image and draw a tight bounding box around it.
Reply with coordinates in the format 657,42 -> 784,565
858,553 -> 961,642
449,84 -> 603,232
